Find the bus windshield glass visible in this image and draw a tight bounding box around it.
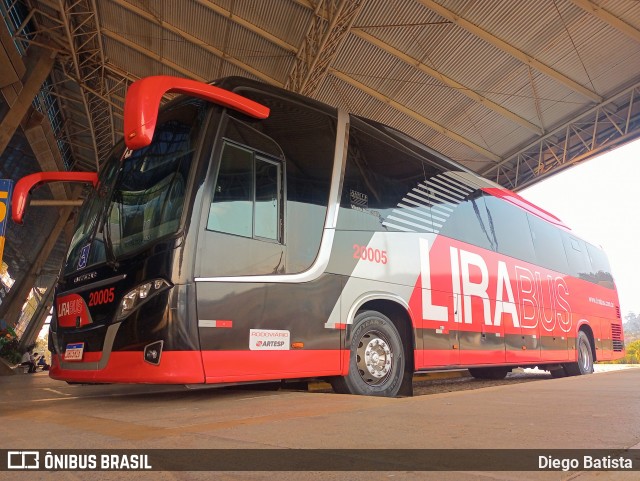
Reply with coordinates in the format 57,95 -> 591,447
64,98 -> 208,274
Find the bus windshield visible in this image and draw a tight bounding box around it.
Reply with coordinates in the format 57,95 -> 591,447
64,98 -> 208,274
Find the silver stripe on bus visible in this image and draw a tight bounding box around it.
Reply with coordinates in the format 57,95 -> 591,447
435,173 -> 476,191
391,210 -> 437,227
381,221 -> 415,232
195,109 -> 349,284
403,196 -> 453,213
430,211 -> 448,223
424,182 -> 465,201
408,189 -> 430,203
444,171 -> 488,190
430,206 -> 454,219
438,176 -> 476,194
387,215 -> 431,231
199,320 -> 218,327
429,176 -> 472,196
410,192 -> 459,212
408,194 -> 454,212
426,189 -> 460,206
401,196 -> 427,209
346,292 -> 412,328
397,203 -> 432,220
424,183 -> 463,204
430,176 -> 473,196
391,212 -> 442,229
406,191 -> 431,205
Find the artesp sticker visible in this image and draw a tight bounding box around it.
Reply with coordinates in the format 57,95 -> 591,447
249,329 -> 290,350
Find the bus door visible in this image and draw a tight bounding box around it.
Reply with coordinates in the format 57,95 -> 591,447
195,89 -> 342,381
195,119 -> 286,381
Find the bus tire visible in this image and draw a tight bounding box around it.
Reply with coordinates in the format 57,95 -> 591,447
330,310 -> 405,397
564,331 -> 594,376
468,367 -> 510,380
549,367 -> 567,378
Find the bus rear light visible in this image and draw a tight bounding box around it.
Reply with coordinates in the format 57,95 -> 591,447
117,279 -> 171,320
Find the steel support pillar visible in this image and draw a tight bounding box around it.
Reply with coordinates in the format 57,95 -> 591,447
18,278 -> 55,351
0,204 -> 73,329
0,44 -> 55,156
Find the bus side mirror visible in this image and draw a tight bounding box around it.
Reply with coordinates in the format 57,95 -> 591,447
12,172 -> 98,224
123,76 -> 270,150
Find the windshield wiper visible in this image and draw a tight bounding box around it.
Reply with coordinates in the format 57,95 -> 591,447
82,166 -> 122,271
101,203 -> 119,270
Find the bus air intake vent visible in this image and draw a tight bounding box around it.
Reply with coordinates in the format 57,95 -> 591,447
615,305 -> 621,319
611,324 -> 623,352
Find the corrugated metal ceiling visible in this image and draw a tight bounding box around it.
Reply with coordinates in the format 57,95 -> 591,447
10,0 -> 640,178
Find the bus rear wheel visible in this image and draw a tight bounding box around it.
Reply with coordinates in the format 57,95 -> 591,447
468,367 -> 510,380
330,310 -> 405,397
564,331 -> 594,376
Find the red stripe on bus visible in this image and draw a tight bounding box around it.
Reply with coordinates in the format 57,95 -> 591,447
216,320 -> 233,328
202,350 -> 343,383
49,351 -> 205,384
416,349 -> 578,369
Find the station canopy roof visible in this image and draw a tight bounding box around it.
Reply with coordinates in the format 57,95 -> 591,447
5,0 -> 640,190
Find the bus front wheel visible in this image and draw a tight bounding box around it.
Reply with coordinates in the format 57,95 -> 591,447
331,310 -> 405,397
564,331 -> 594,376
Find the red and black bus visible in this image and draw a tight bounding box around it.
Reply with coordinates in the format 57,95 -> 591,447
15,76 -> 624,396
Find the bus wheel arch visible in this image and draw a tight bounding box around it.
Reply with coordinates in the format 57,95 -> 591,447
564,326 -> 595,376
331,299 -> 415,397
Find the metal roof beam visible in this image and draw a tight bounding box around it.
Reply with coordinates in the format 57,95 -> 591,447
482,81 -> 640,189
192,0 -> 297,53
330,68 -> 501,162
288,0 -> 365,96
569,0 -> 640,43
110,0 -> 282,86
103,28 -> 207,81
353,29 -> 543,135
418,0 -> 602,103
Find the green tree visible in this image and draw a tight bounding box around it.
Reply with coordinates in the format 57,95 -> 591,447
623,312 -> 640,343
626,340 -> 640,364
615,339 -> 640,364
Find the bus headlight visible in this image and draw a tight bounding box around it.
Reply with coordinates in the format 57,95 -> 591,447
117,279 -> 171,320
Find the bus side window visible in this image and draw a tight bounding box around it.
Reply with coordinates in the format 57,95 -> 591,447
229,90 -> 337,274
586,243 -> 615,289
207,140 -> 282,242
561,233 -> 592,282
438,191 -> 494,251
207,142 -> 254,238
483,194 -> 536,262
338,118 -> 433,233
526,214 -> 570,274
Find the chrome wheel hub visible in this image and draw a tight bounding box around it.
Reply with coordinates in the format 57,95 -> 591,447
356,331 -> 393,385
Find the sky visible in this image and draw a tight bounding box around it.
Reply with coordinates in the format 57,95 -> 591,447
521,139 -> 640,318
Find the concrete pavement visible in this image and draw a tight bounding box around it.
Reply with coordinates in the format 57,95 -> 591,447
0,367 -> 639,480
